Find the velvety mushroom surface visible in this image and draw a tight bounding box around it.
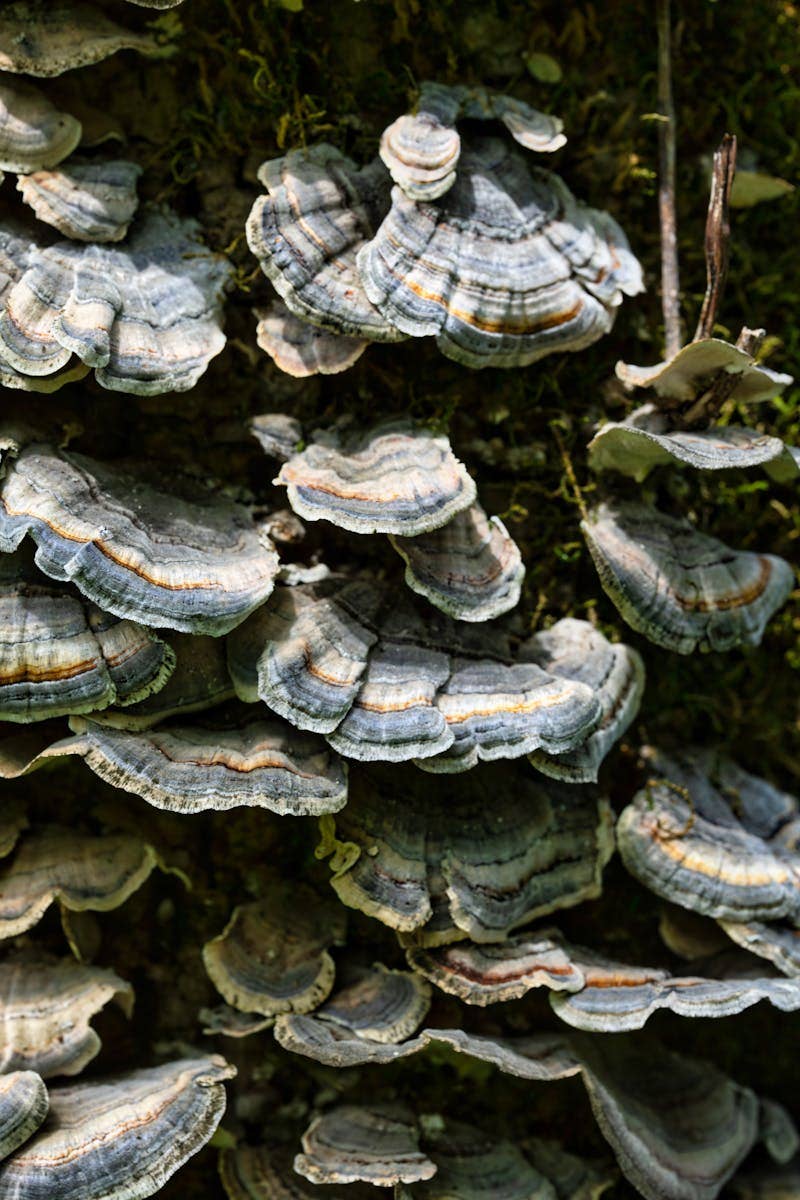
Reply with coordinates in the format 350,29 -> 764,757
295,1104 -> 437,1187
0,2 -> 158,76
0,1056 -> 235,1198
255,299 -> 368,377
616,339 -> 793,406
617,747 -> 800,923
203,884 -> 347,1017
0,826 -> 159,938
246,145 -> 400,341
581,500 -> 793,654
0,957 -> 132,1076
275,423 -> 477,536
0,211 -> 231,394
0,1071 -> 49,1164
17,160 -> 142,243
0,440 -> 280,634
358,135 -> 643,369
319,762 -> 614,945
0,81 -> 81,174
63,711 -> 349,816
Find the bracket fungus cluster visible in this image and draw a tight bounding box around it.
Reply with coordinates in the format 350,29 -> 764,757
247,83 -> 643,375
0,10 -> 796,1200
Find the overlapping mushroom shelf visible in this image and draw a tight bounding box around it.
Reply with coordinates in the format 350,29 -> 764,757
246,80 -> 643,375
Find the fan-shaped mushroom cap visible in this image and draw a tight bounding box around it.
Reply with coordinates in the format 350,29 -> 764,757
246,145 -> 401,341
203,885 -> 346,1018
0,826 -> 159,939
0,81 -> 81,174
588,405 -> 788,481
0,441 -> 279,635
0,958 -> 132,1077
390,503 -> 524,622
295,1104 -> 437,1187
720,921 -> 800,977
255,300 -> 367,377
0,1072 -> 48,1162
380,82 -> 565,203
573,1034 -> 765,1200
233,581 -> 379,730
248,413 -> 304,463
200,1004 -> 273,1038
617,747 -> 800,924
396,1122 -> 557,1200
0,211 -> 231,394
0,2 -> 158,76
65,712 -> 348,816
321,763 -> 614,945
17,160 -> 141,244
358,135 -> 642,370
550,946 -> 800,1031
126,0 -> 185,6
420,657 -> 600,773
0,1055 -> 235,1198
232,582 -> 602,766
405,930 -> 585,1005
88,633 -> 234,730
581,500 -> 793,654
0,556 -> 175,723
616,340 -> 793,406
273,964 -> 431,1066
521,618 -> 644,783
276,423 -> 476,536
379,93 -> 463,202
422,1028 -> 582,1081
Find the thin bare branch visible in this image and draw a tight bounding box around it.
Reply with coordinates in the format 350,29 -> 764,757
657,0 -> 681,359
693,133 -> 738,342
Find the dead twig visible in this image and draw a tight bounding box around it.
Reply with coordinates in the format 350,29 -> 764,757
694,132 -> 738,342
657,0 -> 681,359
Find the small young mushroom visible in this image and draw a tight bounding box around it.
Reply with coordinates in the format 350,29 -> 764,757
358,135 -> 642,370
0,826 -> 160,939
246,145 -> 401,342
220,1141 -> 379,1199
17,160 -> 142,243
380,81 -> 565,203
0,2 -> 158,76
521,618 -> 645,783
202,884 -> 346,1018
581,500 -> 793,654
0,210 -> 231,394
275,422 -> 476,536
273,964 -> 431,1067
617,747 -> 800,924
255,299 -> 367,377
320,762 -> 614,945
295,1104 -> 437,1187
0,1056 -> 235,1199
389,502 -> 525,623
0,438 -> 280,635
64,712 -> 349,816
0,80 -> 81,174
0,957 -> 132,1077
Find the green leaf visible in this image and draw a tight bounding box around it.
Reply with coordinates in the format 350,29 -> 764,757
524,52 -> 562,83
730,170 -> 795,208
